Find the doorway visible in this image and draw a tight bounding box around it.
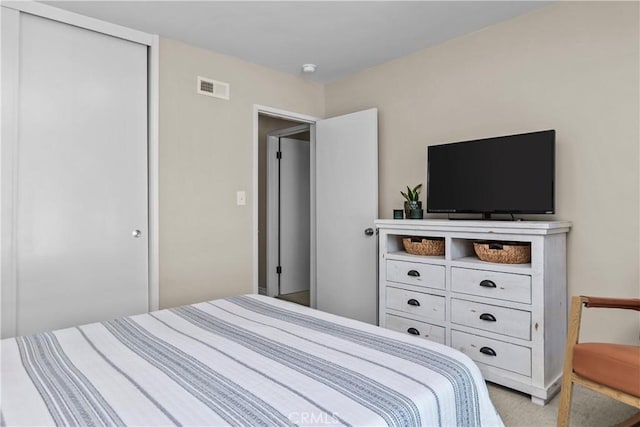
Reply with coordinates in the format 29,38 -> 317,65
253,105 -> 379,324
267,125 -> 311,305
258,115 -> 312,306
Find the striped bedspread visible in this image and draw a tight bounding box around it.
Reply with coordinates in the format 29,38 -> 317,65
1,295 -> 503,426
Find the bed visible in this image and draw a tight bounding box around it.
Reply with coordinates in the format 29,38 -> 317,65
1,295 -> 503,426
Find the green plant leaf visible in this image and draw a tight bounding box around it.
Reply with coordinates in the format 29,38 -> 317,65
402,184 -> 423,201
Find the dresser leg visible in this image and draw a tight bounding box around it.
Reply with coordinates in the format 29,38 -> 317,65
531,395 -> 548,406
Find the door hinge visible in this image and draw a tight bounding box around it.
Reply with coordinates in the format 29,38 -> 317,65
276,151 -> 282,159
276,266 -> 282,274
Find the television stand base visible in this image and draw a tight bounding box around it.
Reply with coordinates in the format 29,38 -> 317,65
446,213 -> 519,221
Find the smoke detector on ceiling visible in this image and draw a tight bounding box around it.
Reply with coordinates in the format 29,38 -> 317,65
301,64 -> 317,73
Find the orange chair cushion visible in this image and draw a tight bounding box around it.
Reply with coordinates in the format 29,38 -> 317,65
573,342 -> 640,398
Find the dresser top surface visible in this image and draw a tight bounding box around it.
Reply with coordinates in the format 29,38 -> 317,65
375,219 -> 571,234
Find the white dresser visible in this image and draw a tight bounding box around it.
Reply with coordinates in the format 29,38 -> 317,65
376,219 -> 571,405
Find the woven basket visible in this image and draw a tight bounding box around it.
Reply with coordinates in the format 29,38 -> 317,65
403,237 -> 445,256
473,241 -> 531,264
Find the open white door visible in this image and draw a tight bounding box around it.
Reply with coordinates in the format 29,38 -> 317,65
316,108 -> 378,324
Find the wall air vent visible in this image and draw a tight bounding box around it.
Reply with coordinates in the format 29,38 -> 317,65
197,76 -> 230,100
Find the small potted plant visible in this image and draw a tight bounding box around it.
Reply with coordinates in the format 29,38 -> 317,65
401,184 -> 423,219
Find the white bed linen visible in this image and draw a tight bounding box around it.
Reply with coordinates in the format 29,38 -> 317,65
1,295 -> 503,426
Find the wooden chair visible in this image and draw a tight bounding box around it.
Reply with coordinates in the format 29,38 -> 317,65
557,296 -> 640,427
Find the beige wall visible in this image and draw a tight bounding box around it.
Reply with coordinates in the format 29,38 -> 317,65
325,2 -> 639,343
159,39 -> 324,309
158,3 -> 638,343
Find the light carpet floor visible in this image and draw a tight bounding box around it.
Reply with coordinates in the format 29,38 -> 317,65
488,382 -> 638,426
276,290 -> 310,306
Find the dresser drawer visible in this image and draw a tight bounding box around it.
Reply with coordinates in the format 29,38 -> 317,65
386,287 -> 445,322
451,298 -> 531,340
385,314 -> 446,345
451,267 -> 531,304
386,260 -> 445,290
451,330 -> 531,377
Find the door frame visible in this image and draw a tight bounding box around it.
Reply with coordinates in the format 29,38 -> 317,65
253,105 -> 319,307
1,2 -> 160,337
266,125 -> 311,298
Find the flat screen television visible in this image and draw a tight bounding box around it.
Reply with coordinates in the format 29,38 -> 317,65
426,130 -> 555,217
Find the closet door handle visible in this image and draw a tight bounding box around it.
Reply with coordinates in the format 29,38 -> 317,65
407,299 -> 421,307
407,327 -> 420,335
479,280 -> 496,288
479,313 -> 497,322
480,347 -> 497,356
407,270 -> 420,277
364,228 -> 375,236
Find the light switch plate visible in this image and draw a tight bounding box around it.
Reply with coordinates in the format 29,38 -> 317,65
236,191 -> 246,206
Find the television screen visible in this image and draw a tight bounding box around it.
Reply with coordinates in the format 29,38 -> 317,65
427,130 -> 555,215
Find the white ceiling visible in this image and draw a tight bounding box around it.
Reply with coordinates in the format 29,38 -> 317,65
44,1 -> 549,83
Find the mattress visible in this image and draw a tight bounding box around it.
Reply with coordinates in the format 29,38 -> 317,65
1,295 -> 504,426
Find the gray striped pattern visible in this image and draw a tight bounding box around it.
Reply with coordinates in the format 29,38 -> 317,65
227,296 -> 483,425
15,333 -> 124,427
149,312 -> 350,426
173,305 -> 422,427
103,317 -> 293,427
202,302 -> 445,425
1,295 -> 503,427
76,326 -> 182,426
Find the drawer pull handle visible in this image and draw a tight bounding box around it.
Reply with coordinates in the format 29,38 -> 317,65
480,346 -> 497,357
407,270 -> 420,277
479,313 -> 497,322
479,280 -> 496,288
407,327 -> 420,335
407,299 -> 421,307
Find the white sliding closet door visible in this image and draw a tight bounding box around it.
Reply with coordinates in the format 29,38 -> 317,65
6,13 -> 149,336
